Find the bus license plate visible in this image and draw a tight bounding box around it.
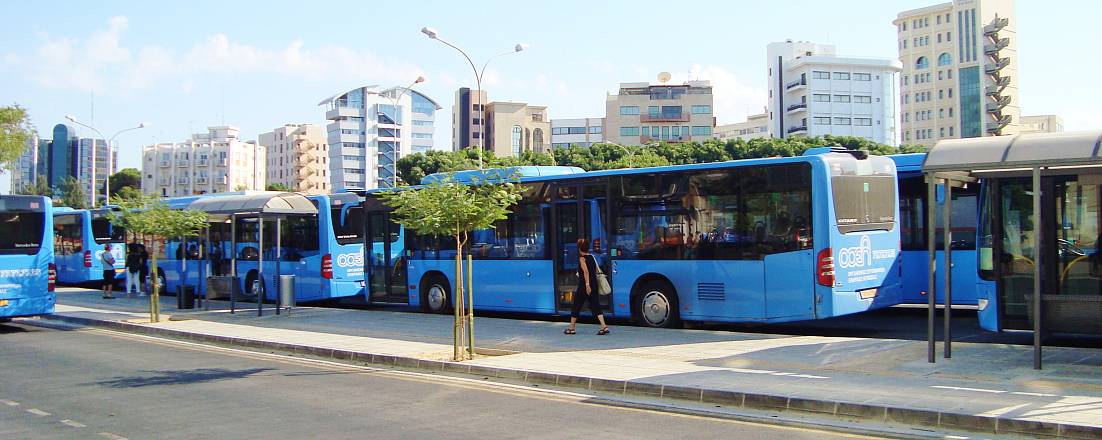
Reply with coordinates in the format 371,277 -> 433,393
859,288 -> 878,300
0,299 -> 8,307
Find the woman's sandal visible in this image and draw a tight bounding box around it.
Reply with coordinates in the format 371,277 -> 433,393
597,327 -> 610,335
563,328 -> 576,335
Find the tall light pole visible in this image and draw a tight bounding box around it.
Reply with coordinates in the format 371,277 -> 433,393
383,76 -> 426,188
422,26 -> 527,169
65,115 -> 148,207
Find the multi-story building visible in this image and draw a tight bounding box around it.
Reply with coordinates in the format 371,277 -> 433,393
604,80 -> 715,146
141,126 -> 265,197
320,85 -> 441,190
16,123 -> 117,198
258,124 -> 329,194
895,0 -> 1018,146
10,133 -> 40,192
484,102 -> 550,156
550,118 -> 605,149
1020,114 -> 1063,134
715,113 -> 769,141
766,40 -> 902,145
452,87 -> 489,152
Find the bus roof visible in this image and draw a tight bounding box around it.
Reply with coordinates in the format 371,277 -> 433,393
421,166 -> 586,185
889,153 -> 926,176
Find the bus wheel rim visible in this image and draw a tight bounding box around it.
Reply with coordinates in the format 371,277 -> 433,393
642,290 -> 670,326
251,280 -> 262,296
427,285 -> 446,311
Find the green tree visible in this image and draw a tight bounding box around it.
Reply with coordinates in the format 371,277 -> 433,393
265,182 -> 293,192
0,104 -> 34,170
17,175 -> 51,196
57,176 -> 88,209
108,168 -> 142,196
376,172 -> 523,361
108,195 -> 207,322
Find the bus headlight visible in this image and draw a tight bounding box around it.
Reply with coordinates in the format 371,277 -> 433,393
977,298 -> 989,311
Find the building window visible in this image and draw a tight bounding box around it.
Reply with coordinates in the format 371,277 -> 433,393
853,95 -> 872,103
904,113 -> 910,123
813,117 -> 831,125
855,118 -> 872,126
939,90 -> 944,100
812,71 -> 830,80
691,105 -> 711,114
940,127 -> 945,137
949,126 -> 954,136
916,56 -> 929,69
948,70 -> 953,79
949,107 -> 954,117
833,95 -> 851,103
619,106 -> 639,115
589,126 -> 602,134
938,53 -> 952,66
854,73 -> 871,81
947,31 -> 951,41
832,72 -> 850,80
948,88 -> 953,98
834,117 -> 851,125
812,94 -> 830,102
620,127 -> 640,136
939,109 -> 945,119
511,126 -> 522,156
690,126 -> 712,136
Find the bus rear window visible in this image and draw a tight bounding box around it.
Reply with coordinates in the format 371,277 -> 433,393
92,218 -> 126,244
828,155 -> 897,233
333,205 -> 365,245
0,212 -> 44,253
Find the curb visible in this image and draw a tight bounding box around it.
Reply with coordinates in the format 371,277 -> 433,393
41,313 -> 1102,439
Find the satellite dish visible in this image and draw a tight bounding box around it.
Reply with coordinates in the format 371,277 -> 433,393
657,72 -> 671,83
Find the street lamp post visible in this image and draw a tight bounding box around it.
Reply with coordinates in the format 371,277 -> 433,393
422,27 -> 527,169
65,116 -> 148,207
383,76 -> 426,188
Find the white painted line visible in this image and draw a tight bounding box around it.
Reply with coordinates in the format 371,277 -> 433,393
931,385 -> 1005,394
98,433 -> 128,440
0,399 -> 19,406
26,408 -> 51,416
61,419 -> 87,428
1010,391 -> 1058,397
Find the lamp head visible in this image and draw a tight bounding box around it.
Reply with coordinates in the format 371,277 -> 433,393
421,27 -> 438,39
414,76 -> 426,84
515,43 -> 529,52
65,115 -> 76,122
138,122 -> 149,128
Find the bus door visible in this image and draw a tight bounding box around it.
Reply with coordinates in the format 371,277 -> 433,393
365,210 -> 407,303
552,181 -> 611,314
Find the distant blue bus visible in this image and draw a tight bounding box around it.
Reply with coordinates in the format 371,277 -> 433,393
158,192 -> 366,303
365,149 -> 903,327
892,153 -> 980,306
52,207 -> 126,285
0,195 -> 55,319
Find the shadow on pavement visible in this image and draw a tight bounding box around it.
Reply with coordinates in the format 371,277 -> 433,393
92,368 -> 274,388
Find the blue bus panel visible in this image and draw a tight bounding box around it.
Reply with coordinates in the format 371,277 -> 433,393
0,196 -> 55,319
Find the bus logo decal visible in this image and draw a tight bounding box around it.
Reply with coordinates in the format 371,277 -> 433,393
336,250 -> 364,268
837,235 -> 895,269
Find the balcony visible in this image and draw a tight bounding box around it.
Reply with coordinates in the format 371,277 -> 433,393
325,106 -> 362,121
785,78 -> 806,91
217,158 -> 228,167
985,76 -> 1011,95
158,160 -> 170,168
787,125 -> 808,135
984,38 -> 1009,55
985,57 -> 1010,74
641,135 -> 689,144
176,177 -> 190,185
987,115 -> 1012,134
196,177 -> 209,185
176,160 -> 190,167
196,159 -> 209,166
786,103 -> 807,113
986,95 -> 1012,112
984,17 -> 1009,36
639,113 -> 690,123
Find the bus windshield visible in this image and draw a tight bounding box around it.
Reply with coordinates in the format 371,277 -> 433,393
827,154 -> 897,233
333,205 -> 365,245
0,212 -> 44,254
92,218 -> 125,244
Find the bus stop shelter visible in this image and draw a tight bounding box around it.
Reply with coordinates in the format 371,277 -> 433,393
923,130 -> 1102,369
187,191 -> 318,315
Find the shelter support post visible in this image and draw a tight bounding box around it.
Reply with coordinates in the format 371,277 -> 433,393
230,214 -> 237,315
275,217 -> 282,316
943,183 -> 953,359
258,215 -> 264,317
1033,166 -> 1043,370
927,175 -> 937,363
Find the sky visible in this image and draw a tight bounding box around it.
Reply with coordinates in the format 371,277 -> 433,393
2,0 -> 1100,192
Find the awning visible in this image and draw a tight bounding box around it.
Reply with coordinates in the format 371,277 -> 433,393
186,192 -> 317,218
923,130 -> 1102,173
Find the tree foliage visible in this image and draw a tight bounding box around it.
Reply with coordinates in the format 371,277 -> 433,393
396,136 -> 928,184
109,168 -> 142,196
17,175 -> 51,196
265,182 -> 293,192
0,104 -> 34,171
57,176 -> 87,209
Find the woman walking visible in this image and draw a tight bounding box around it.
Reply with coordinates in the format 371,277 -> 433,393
564,238 -> 610,335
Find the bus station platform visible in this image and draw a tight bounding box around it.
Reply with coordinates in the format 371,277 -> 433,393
41,287 -> 1102,439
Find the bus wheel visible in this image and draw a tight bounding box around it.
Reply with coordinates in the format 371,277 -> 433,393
156,270 -> 167,295
420,274 -> 451,314
634,281 -> 681,328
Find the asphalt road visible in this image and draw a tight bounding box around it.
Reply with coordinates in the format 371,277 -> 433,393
0,321 -> 873,440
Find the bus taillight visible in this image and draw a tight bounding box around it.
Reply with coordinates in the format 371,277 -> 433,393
83,250 -> 92,267
48,263 -> 57,292
817,248 -> 835,287
321,254 -> 333,279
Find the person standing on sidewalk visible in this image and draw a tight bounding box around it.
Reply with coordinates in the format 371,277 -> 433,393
564,238 -> 610,335
100,243 -> 117,299
125,243 -> 142,296
138,244 -> 149,295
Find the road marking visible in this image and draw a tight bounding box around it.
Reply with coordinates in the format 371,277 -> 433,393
98,433 -> 128,440
0,399 -> 19,406
61,419 -> 87,428
1011,391 -> 1058,397
26,408 -> 51,416
931,385 -> 1004,394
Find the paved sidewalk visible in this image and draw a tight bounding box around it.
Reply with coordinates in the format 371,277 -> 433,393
39,288 -> 1102,438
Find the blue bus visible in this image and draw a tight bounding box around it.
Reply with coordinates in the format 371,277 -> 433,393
365,148 -> 903,327
52,207 -> 126,285
0,195 -> 55,320
893,153 -> 980,306
157,192 -> 367,303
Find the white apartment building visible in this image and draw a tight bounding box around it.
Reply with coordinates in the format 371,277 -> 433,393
895,0 -> 1018,146
1020,114 -> 1063,134
715,113 -> 769,141
320,85 -> 441,190
258,124 -> 329,194
550,118 -> 604,149
604,80 -> 715,146
141,126 -> 266,197
767,40 -> 901,145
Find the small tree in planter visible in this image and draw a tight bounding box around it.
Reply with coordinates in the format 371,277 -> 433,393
376,171 -> 522,361
109,195 -> 207,322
